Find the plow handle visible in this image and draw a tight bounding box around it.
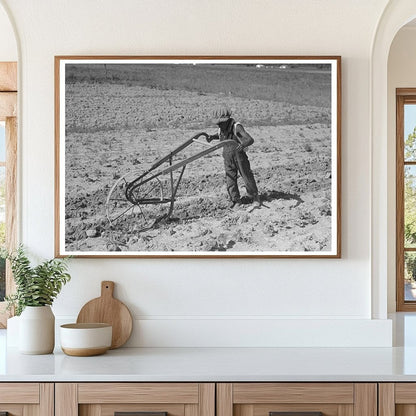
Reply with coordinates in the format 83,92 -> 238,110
133,139 -> 237,187
149,132 -> 209,171
125,133 -> 237,203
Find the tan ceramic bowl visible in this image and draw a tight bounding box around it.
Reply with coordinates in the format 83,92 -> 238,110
60,323 -> 112,356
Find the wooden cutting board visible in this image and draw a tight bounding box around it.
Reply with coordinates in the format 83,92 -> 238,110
76,281 -> 133,349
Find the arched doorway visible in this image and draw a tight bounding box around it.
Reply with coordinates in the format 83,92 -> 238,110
371,0 -> 416,318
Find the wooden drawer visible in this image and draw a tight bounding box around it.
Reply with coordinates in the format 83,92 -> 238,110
217,383 -> 377,416
56,383 -> 215,416
0,383 -> 53,416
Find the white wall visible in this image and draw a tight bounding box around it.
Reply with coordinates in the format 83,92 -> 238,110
0,2 -> 16,61
387,26 -> 416,312
0,0 -> 393,347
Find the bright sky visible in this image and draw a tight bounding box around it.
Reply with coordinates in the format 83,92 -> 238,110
405,104 -> 416,139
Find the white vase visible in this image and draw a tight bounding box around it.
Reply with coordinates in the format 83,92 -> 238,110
19,306 -> 55,354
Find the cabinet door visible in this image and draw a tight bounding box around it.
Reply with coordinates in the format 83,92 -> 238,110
379,383 -> 416,416
55,383 -> 215,416
217,383 -> 377,416
0,383 -> 53,416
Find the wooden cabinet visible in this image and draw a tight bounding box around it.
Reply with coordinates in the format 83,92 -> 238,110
217,383 -> 377,416
0,383 -> 53,416
55,383 -> 215,416
379,383 -> 416,416
0,381 -> 409,416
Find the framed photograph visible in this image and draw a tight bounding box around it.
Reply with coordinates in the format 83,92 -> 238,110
55,56 -> 341,258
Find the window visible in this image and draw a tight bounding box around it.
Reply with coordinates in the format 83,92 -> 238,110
396,89 -> 416,311
0,62 -> 17,327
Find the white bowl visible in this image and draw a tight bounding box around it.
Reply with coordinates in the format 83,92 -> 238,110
60,323 -> 112,356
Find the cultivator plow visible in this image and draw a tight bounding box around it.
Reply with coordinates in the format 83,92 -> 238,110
105,132 -> 236,231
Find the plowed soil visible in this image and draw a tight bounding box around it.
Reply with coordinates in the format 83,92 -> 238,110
63,63 -> 334,254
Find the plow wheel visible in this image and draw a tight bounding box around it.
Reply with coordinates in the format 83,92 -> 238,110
106,174 -> 170,231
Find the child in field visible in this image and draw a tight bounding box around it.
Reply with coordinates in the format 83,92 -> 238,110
206,106 -> 261,209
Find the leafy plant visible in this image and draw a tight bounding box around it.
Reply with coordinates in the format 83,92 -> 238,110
4,246 -> 71,316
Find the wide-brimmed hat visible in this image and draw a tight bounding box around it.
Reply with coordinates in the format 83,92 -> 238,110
212,106 -> 232,124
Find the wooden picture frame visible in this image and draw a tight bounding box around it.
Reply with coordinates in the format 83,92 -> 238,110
55,56 -> 341,258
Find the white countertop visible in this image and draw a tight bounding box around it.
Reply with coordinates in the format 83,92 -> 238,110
1,313 -> 416,382
2,344 -> 416,382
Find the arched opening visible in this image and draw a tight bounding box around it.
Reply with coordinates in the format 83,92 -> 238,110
388,20 -> 416,313
371,1 -> 416,320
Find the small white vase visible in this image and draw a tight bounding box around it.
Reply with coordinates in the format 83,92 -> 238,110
19,306 -> 55,354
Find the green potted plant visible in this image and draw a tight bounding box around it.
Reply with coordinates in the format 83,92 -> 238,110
4,246 -> 71,354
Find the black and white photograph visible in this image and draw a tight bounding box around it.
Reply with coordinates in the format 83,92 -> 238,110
55,56 -> 341,257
